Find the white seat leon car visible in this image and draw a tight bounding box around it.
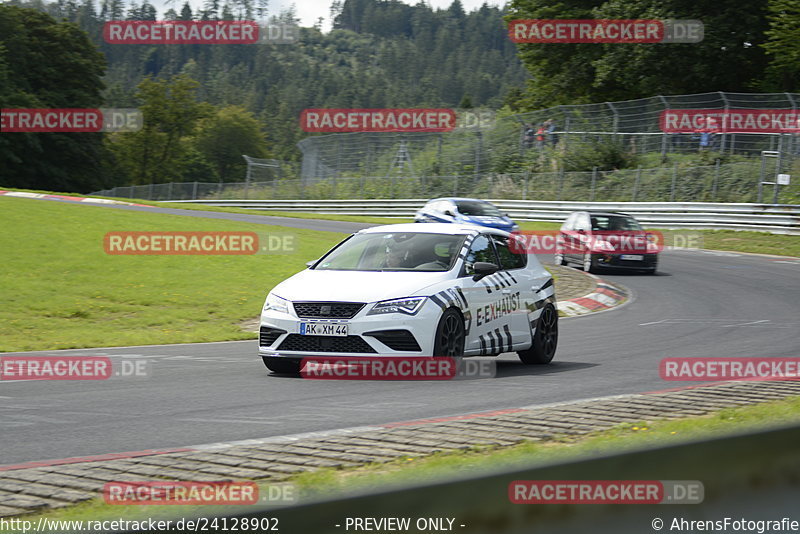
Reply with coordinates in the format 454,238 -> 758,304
259,223 -> 558,374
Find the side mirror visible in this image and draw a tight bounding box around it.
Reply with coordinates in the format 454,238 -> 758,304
444,210 -> 455,217
472,262 -> 499,281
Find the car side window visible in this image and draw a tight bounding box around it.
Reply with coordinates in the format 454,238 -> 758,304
491,235 -> 527,270
463,234 -> 497,275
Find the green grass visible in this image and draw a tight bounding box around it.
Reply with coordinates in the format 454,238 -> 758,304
0,197 -> 346,352
12,395 -> 800,525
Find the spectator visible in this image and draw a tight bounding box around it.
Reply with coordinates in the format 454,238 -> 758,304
535,123 -> 546,149
544,118 -> 558,147
523,123 -> 535,149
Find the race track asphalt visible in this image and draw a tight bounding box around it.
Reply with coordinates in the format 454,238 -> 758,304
2,203 -> 798,464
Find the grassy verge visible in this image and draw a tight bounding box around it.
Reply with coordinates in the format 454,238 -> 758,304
0,197 -> 345,352
13,395 -> 800,524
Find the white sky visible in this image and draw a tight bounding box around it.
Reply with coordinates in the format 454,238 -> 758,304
149,0 -> 505,30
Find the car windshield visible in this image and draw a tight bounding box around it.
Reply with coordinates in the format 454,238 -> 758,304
455,201 -> 504,217
590,215 -> 643,231
315,232 -> 467,272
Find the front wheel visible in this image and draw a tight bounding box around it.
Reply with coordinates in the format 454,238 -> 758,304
263,356 -> 301,375
582,252 -> 596,273
433,308 -> 465,357
517,304 -> 558,364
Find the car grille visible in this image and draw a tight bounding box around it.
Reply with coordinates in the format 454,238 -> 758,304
364,330 -> 422,352
259,326 -> 286,347
292,302 -> 365,319
277,334 -> 376,353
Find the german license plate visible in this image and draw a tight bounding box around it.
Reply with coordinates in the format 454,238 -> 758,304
299,322 -> 348,337
620,254 -> 644,261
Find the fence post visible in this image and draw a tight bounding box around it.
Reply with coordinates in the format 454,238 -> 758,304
632,166 -> 641,201
557,167 -> 565,200
148,183 -> 154,200
773,135 -> 784,204
670,164 -> 677,202
590,166 -> 598,202
192,181 -> 198,200
243,156 -> 252,200
758,154 -> 767,203
712,159 -> 720,201
522,170 -> 529,200
167,181 -> 173,200
217,181 -> 223,200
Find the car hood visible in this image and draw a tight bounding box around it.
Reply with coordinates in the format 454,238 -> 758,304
270,269 -> 453,303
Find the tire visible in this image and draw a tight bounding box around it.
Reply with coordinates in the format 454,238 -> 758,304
517,304 -> 558,364
582,252 -> 595,273
262,357 -> 301,375
433,308 -> 465,357
554,251 -> 565,266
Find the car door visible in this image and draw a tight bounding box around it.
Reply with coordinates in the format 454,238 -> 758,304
487,233 -> 533,349
458,233 -> 504,355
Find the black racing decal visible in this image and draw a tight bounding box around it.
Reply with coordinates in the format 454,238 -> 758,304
539,278 -> 554,292
487,330 -> 497,353
503,324 -> 513,352
483,280 -> 493,294
455,287 -> 469,308
479,335 -> 486,355
505,271 -> 518,284
525,298 -> 545,312
429,294 -> 447,310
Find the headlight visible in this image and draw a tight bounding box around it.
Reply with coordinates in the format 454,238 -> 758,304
367,297 -> 426,316
263,292 -> 289,314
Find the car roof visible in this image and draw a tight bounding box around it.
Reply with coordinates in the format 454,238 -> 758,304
357,223 -> 508,236
584,210 -> 634,217
427,197 -> 494,204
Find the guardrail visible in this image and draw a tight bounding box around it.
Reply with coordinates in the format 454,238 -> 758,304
170,199 -> 800,234
126,423 -> 800,534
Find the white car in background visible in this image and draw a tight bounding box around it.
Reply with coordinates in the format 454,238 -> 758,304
259,223 -> 557,374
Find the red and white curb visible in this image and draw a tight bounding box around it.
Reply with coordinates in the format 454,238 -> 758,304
0,190 -> 149,207
557,273 -> 629,317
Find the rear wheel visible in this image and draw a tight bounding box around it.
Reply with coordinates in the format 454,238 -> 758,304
517,304 -> 558,364
262,357 -> 301,375
433,308 -> 465,357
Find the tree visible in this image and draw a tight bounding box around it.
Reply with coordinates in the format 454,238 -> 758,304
0,5 -> 110,193
507,0 -> 772,109
762,0 -> 800,90
194,106 -> 268,182
109,74 -> 212,184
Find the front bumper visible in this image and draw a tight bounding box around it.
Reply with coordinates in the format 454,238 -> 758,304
258,300 -> 442,359
592,252 -> 658,270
